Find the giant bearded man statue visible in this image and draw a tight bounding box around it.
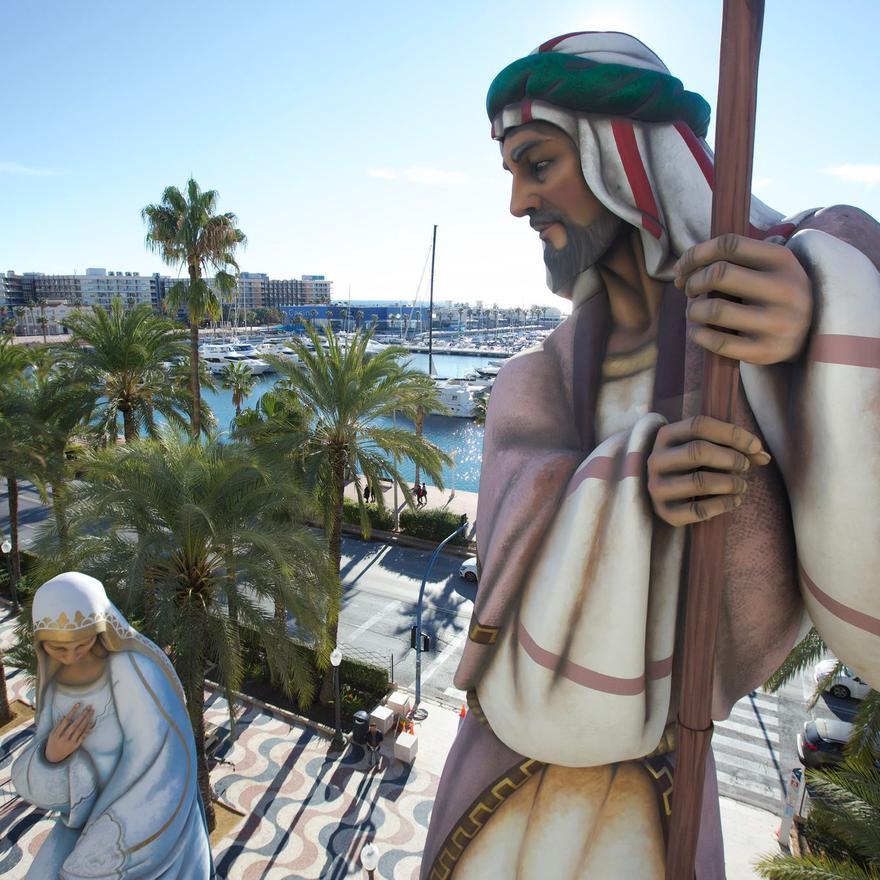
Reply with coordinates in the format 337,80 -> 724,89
421,32 -> 880,880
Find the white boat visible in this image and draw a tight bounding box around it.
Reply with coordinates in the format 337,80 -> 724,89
430,378 -> 483,418
258,341 -> 300,363
199,343 -> 273,375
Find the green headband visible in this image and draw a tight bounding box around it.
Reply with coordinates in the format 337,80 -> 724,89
487,52 -> 711,138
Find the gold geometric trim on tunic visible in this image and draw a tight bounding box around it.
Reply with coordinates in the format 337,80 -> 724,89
642,756 -> 675,817
465,690 -> 487,725
427,758 -> 546,880
468,620 -> 499,645
601,341 -> 658,379
427,723 -> 678,879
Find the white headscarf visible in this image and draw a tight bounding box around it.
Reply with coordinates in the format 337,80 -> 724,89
490,32 -> 784,297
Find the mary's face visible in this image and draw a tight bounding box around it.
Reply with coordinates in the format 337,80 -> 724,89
42,635 -> 98,665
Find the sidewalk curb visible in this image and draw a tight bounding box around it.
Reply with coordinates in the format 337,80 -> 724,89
205,678 -> 339,741
339,521 -> 475,558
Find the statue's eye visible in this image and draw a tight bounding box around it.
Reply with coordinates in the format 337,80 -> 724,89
532,160 -> 551,179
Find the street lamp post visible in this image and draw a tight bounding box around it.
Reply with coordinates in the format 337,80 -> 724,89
329,647 -> 345,751
1,538 -> 14,607
360,842 -> 380,879
414,515 -> 469,707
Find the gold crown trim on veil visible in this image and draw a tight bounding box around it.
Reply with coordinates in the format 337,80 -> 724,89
34,610 -> 130,642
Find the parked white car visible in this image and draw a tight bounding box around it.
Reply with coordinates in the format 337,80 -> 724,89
814,658 -> 871,700
459,556 -> 478,583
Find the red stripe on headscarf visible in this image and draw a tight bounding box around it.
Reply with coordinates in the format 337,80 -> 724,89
674,120 -> 714,188
611,120 -> 663,239
538,32 -> 595,53
521,99 -> 533,124
673,120 -> 765,239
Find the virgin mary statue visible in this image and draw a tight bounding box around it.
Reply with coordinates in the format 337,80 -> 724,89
12,572 -> 214,879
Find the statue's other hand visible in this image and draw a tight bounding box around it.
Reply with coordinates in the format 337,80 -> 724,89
45,703 -> 95,764
675,233 -> 813,365
647,415 -> 771,527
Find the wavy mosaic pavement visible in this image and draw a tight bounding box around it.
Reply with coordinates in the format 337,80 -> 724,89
0,611 -> 438,879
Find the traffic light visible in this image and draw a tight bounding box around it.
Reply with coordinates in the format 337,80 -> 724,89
410,626 -> 431,652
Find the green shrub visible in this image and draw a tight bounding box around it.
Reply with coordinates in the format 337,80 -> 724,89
341,498 -> 394,532
238,625 -> 389,705
399,508 -> 469,545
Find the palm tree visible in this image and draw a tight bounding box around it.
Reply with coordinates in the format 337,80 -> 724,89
142,177 -> 246,438
63,298 -> 196,443
756,755 -> 880,878
20,350 -> 95,548
37,431 -> 334,830
0,340 -> 47,606
221,361 -> 255,418
37,297 -> 48,342
265,323 -> 450,702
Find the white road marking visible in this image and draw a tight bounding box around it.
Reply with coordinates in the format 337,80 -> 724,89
343,600 -> 401,645
407,628 -> 468,689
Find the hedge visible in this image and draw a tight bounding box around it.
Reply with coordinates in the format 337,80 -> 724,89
399,508 -> 469,545
341,498 -> 395,532
239,625 -> 389,705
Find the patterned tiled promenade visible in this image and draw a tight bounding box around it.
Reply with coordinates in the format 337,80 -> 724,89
0,606 -> 441,879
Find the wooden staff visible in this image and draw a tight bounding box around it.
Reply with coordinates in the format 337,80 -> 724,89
665,2 -> 765,877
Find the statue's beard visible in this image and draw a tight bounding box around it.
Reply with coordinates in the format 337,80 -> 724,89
538,209 -> 624,293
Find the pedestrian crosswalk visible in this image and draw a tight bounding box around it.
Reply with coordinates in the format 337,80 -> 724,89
713,690 -> 787,813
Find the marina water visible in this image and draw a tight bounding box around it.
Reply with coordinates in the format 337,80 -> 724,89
202,352 -> 491,493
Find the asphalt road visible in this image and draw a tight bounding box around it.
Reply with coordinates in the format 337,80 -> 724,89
0,481 -> 475,706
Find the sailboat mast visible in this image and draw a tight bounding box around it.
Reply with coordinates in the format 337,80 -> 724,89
428,224 -> 437,377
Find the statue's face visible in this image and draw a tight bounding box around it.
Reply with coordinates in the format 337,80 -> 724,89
42,634 -> 98,665
502,122 -> 622,291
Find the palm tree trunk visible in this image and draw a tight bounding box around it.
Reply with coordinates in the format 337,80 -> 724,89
52,481 -> 69,548
413,408 -> 425,488
184,606 -> 215,831
319,450 -> 345,705
6,473 -> 21,602
190,323 -> 201,439
122,405 -> 137,444
0,654 -> 12,725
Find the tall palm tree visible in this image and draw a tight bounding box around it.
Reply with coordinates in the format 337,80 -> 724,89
221,360 -> 255,418
63,298 -> 196,443
20,349 -> 95,548
37,431 -> 334,830
0,340 -> 47,606
142,177 -> 246,438
0,340 -> 41,724
265,323 -> 450,702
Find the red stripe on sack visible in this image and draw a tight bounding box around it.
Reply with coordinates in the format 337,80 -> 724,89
565,451 -> 644,498
518,621 -> 672,696
520,99 -> 533,124
538,32 -> 591,53
800,563 -> 880,637
611,120 -> 663,239
808,334 -> 880,369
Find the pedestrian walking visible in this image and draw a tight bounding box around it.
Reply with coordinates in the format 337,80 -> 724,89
421,482 -> 428,506
366,721 -> 383,770
364,484 -> 371,503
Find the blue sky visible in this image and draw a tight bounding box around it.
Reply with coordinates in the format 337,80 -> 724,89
1,0 -> 878,311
